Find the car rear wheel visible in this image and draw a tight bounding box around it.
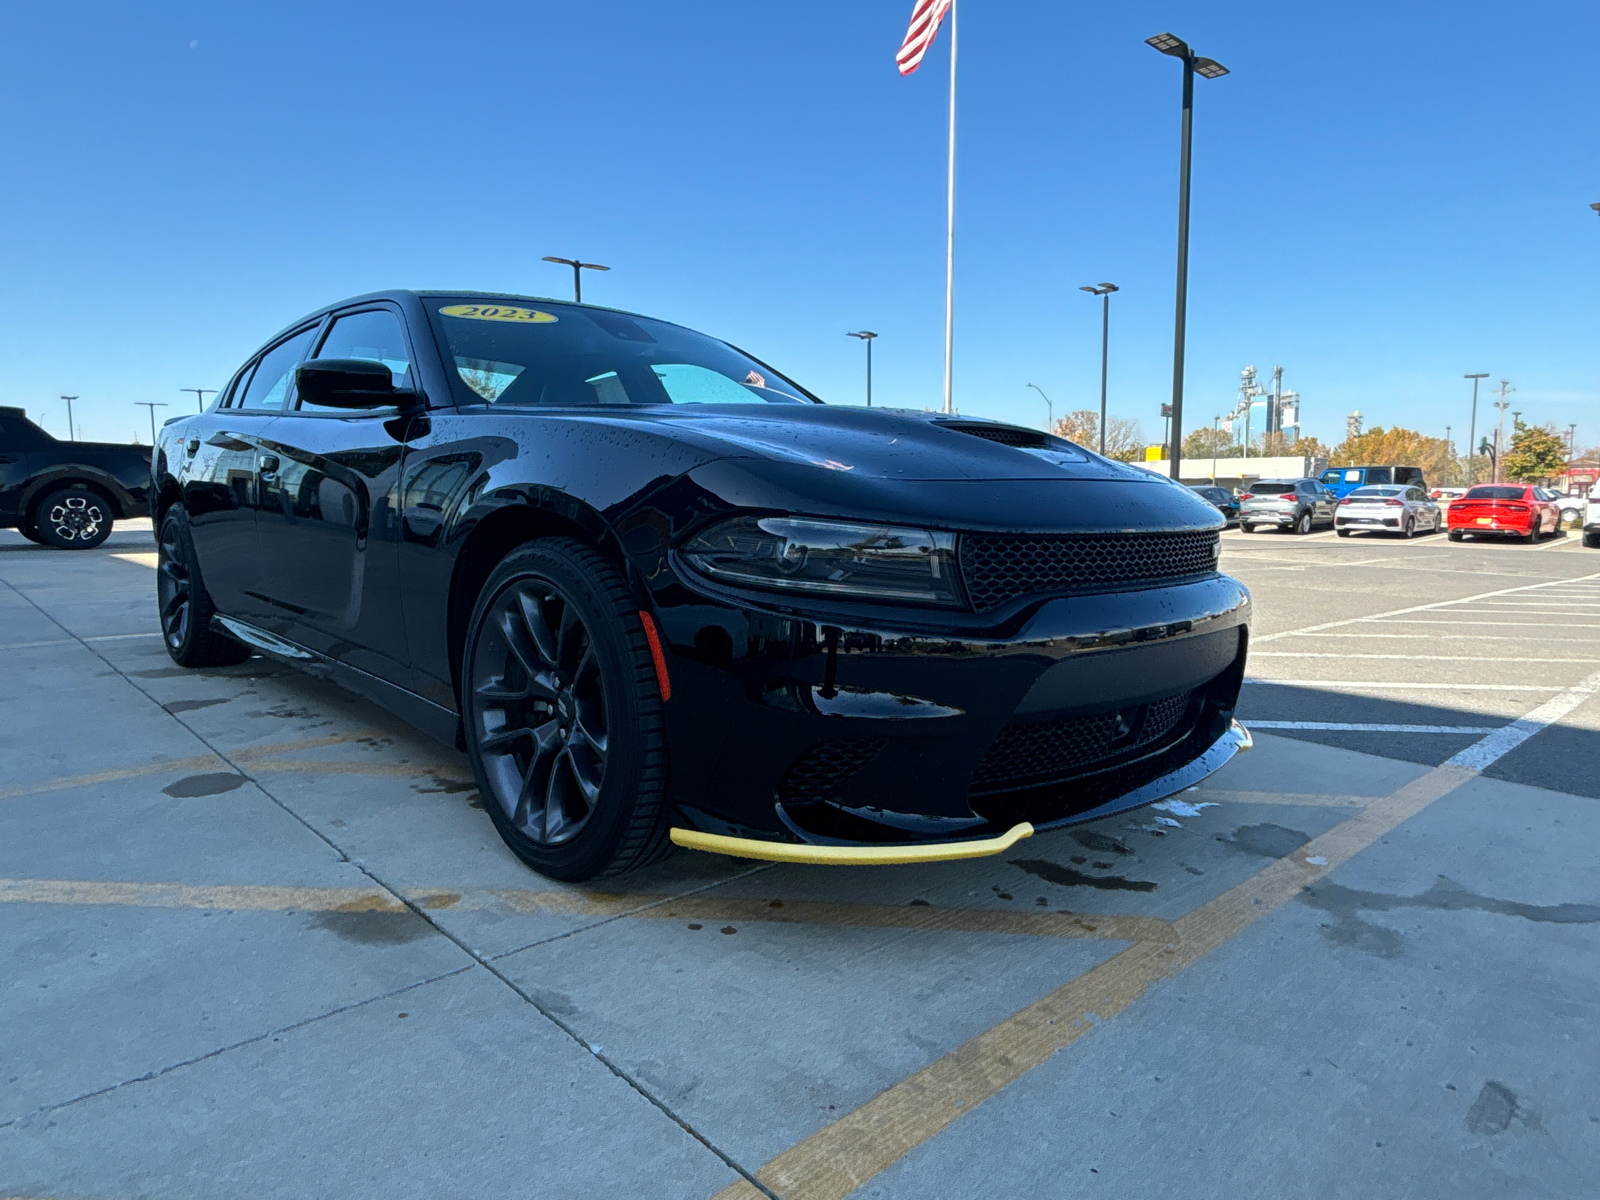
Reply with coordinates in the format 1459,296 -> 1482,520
1402,517 -> 1415,538
1295,511 -> 1312,535
34,486 -> 113,550
1336,529 -> 1351,537
1448,530 -> 1464,542
157,507 -> 253,667
1584,530 -> 1600,549
463,538 -> 672,882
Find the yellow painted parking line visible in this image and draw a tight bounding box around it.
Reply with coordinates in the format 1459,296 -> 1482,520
0,876 -> 1176,944
707,764 -> 1473,1200
0,731 -> 395,801
111,552 -> 159,568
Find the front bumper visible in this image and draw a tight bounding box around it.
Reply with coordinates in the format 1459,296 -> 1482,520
654,573 -> 1251,848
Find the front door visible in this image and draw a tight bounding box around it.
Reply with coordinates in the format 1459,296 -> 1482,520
251,306 -> 415,687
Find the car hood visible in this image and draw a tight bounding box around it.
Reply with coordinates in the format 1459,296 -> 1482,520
586,405 -> 1158,484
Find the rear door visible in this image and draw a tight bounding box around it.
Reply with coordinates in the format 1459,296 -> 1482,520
251,304 -> 416,685
181,324 -> 319,620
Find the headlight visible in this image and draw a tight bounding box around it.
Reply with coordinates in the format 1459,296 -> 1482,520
681,516 -> 963,607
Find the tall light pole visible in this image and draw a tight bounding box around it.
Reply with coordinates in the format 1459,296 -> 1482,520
135,402 -> 168,446
1464,373 -> 1488,483
541,256 -> 609,303
60,396 -> 78,441
1079,283 -> 1119,454
1147,32 -> 1229,486
182,388 -> 216,413
1026,383 -> 1052,434
1211,414 -> 1221,482
846,332 -> 877,406
1492,379 -> 1515,483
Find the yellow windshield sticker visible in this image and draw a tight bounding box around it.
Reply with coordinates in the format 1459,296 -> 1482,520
439,304 -> 558,324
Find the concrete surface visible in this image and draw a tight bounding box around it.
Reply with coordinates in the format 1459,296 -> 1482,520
2,517 -> 1597,1198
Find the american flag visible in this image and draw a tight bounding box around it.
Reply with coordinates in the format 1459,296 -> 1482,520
896,0 -> 952,76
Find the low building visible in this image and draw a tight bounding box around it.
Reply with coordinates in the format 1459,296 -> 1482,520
1136,455 -> 1328,491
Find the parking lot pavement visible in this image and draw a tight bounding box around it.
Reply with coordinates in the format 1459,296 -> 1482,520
3,523 -> 1598,1198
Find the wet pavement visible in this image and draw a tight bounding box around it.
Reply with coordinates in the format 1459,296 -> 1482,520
3,519 -> 1597,1198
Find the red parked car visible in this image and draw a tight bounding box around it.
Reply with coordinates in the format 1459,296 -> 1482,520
1446,485 -> 1562,543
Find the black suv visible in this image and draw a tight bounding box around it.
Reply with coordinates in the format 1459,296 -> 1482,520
0,406 -> 152,549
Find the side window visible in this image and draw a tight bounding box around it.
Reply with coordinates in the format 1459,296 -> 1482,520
301,309 -> 412,413
236,326 -> 319,413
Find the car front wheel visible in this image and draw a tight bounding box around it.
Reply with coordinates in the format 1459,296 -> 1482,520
35,486 -> 113,549
463,538 -> 672,882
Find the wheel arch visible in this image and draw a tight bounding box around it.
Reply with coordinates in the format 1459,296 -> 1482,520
445,496 -> 632,715
22,474 -> 127,529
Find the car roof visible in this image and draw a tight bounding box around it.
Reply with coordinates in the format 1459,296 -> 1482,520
254,289 -> 702,353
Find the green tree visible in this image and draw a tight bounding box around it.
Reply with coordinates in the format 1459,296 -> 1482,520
1181,426 -> 1235,460
1501,421 -> 1566,483
1330,426 -> 1455,486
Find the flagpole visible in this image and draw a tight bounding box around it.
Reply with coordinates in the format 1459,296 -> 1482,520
942,0 -> 957,414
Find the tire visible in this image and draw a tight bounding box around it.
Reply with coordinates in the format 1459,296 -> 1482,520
1402,517 -> 1415,539
1295,511 -> 1312,535
1448,530 -> 1464,542
157,507 -> 253,667
1584,530 -> 1600,549
1336,529 -> 1351,538
34,486 -> 113,550
1523,519 -> 1539,544
462,538 -> 672,882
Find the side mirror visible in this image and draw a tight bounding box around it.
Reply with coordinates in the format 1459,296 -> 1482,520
296,359 -> 413,410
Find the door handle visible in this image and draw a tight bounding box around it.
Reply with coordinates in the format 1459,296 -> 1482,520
259,454 -> 280,476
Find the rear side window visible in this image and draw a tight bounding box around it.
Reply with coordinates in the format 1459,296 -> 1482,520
1343,470 -> 1362,483
1464,486 -> 1526,501
235,326 -> 319,412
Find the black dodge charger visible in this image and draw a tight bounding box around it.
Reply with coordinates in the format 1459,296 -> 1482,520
152,291 -> 1251,881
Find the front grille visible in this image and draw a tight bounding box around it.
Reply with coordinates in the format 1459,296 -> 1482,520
970,690 -> 1197,792
958,531 -> 1219,611
775,740 -> 885,803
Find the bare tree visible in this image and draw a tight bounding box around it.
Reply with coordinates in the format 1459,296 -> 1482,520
1052,410 -> 1146,462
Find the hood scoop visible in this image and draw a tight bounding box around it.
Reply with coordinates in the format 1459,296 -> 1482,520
939,422 -> 1053,449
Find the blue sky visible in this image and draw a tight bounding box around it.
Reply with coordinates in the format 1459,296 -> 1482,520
1,1 -> 1595,453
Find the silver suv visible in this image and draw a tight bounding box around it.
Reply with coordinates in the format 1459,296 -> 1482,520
1239,478 -> 1337,535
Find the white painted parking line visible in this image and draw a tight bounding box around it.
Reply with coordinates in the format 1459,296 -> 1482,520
1446,667 -> 1600,769
1360,619 -> 1600,629
1244,679 -> 1560,692
1254,571 -> 1600,644
1245,721 -> 1499,733
1250,652 -> 1600,663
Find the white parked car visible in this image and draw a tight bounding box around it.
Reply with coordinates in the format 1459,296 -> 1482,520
1334,484 -> 1442,538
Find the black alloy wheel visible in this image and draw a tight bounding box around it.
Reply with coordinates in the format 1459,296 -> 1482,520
1295,511 -> 1313,535
156,507 -> 252,668
463,538 -> 671,881
35,486 -> 112,550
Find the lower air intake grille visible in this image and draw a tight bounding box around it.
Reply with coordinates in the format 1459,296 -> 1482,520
775,740 -> 886,803
959,531 -> 1220,611
970,691 -> 1197,792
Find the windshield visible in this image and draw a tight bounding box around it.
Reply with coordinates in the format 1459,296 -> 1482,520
427,298 -> 813,409
1464,486 -> 1527,500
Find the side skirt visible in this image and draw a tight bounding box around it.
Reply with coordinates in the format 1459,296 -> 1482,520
211,615 -> 460,747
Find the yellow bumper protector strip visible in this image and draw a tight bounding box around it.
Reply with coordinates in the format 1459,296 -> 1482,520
669,821 -> 1034,866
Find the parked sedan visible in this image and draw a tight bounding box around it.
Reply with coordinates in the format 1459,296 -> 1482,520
1238,478 -> 1336,534
1446,485 -> 1563,542
1188,484 -> 1239,525
1334,485 -> 1442,537
150,290 -> 1251,882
